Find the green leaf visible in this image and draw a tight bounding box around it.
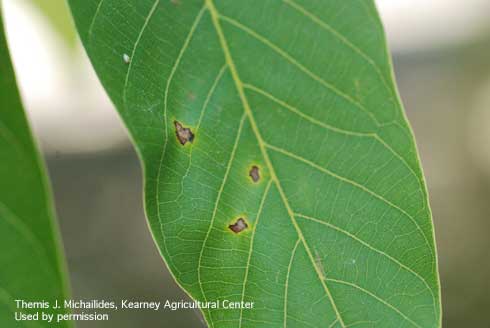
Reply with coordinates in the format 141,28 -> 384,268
69,0 -> 441,327
0,8 -> 71,327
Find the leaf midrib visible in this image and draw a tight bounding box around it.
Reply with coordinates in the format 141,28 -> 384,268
205,0 -> 347,326
117,0 -> 435,326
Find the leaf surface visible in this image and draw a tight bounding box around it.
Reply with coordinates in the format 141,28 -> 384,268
69,1 -> 441,327
0,8 -> 71,327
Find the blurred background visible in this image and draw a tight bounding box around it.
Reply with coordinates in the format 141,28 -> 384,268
3,0 -> 490,326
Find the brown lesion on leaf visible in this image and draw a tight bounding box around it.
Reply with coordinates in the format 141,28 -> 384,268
228,218 -> 248,234
249,165 -> 260,183
174,121 -> 194,145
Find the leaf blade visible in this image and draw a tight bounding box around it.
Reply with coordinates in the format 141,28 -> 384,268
68,0 -> 441,327
0,8 -> 71,327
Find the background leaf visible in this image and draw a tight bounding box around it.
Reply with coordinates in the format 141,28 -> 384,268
69,0 -> 441,327
30,0 -> 78,49
0,7 -> 71,327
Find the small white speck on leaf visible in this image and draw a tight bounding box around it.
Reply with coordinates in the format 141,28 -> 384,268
123,54 -> 130,64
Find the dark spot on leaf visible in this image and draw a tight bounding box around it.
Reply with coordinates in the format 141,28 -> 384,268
171,0 -> 181,5
249,165 -> 260,183
228,218 -> 248,234
174,121 -> 194,145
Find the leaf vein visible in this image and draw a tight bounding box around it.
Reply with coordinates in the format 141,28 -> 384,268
218,13 -> 380,126
123,0 -> 161,107
284,238 -> 301,328
265,142 -> 434,266
155,3 -> 206,270
295,212 -> 436,308
197,112 -> 247,326
326,278 -> 423,328
177,64 -> 228,201
239,179 -> 273,327
282,0 -> 395,99
206,1 -> 346,326
87,0 -> 105,42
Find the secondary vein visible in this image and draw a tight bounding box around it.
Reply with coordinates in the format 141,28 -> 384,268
205,1 -> 346,326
